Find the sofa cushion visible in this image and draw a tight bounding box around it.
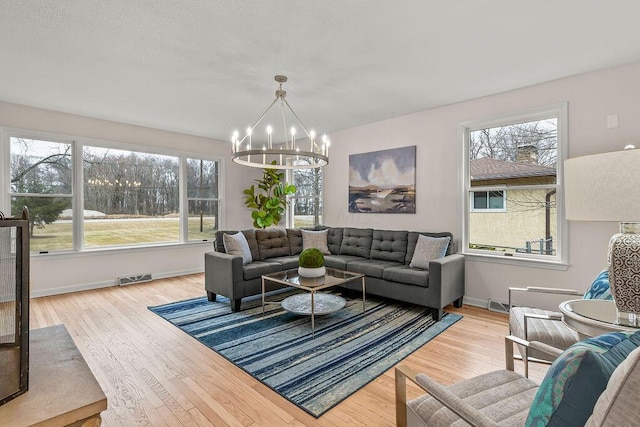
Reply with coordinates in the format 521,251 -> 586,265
216,229 -> 259,261
316,226 -> 344,254
268,255 -> 300,270
346,259 -> 403,279
302,229 -> 330,254
526,330 -> 640,427
340,227 -> 373,258
242,260 -> 282,280
406,231 -> 454,264
370,230 -> 408,263
287,229 -> 303,255
323,254 -> 363,270
383,265 -> 429,287
222,232 -> 252,265
255,229 -> 290,260
409,235 -> 451,269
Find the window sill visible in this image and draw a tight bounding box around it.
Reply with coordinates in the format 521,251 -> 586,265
462,251 -> 569,271
31,240 -> 213,259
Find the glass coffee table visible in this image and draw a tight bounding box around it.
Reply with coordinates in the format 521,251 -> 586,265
261,267 -> 366,335
559,299 -> 640,339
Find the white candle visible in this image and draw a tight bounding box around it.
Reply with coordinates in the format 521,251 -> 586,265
310,130 -> 316,151
291,126 -> 296,149
267,125 -> 272,149
246,126 -> 252,150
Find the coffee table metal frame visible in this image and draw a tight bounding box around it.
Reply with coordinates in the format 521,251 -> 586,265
261,267 -> 366,335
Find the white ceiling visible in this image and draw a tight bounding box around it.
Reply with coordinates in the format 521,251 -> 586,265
2,1 -> 640,142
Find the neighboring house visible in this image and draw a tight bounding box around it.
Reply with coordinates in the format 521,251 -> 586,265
469,155 -> 557,255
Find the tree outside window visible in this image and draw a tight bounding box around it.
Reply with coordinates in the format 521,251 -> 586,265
289,161 -> 323,227
10,137 -> 73,251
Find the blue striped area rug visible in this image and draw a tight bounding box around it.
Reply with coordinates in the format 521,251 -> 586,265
149,292 -> 461,417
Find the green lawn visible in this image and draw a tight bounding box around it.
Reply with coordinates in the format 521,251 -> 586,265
30,217 -> 217,252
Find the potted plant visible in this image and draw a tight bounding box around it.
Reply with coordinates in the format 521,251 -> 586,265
242,162 -> 296,229
298,248 -> 326,278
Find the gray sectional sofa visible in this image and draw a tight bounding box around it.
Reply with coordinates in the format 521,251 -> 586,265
204,227 -> 465,321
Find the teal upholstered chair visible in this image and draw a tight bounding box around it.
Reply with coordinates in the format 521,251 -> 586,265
508,270 -> 612,377
396,331 -> 640,427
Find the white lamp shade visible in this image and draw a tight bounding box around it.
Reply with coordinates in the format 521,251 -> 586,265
564,148 -> 640,222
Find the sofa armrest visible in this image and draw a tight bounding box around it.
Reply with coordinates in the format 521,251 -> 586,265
204,251 -> 244,299
429,253 -> 465,307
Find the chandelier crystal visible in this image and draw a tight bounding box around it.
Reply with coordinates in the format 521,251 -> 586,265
231,75 -> 329,169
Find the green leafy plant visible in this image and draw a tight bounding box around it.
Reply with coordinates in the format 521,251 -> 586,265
242,162 -> 296,229
298,248 -> 325,268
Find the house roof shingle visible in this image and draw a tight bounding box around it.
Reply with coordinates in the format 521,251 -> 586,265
470,157 -> 556,181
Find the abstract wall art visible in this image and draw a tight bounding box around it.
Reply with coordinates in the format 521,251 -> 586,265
348,145 -> 416,213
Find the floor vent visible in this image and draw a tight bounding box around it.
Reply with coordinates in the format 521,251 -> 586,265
118,273 -> 152,286
487,299 -> 510,314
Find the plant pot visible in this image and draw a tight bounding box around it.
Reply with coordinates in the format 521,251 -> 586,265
298,266 -> 326,278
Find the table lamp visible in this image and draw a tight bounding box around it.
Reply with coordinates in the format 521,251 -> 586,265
564,146 -> 640,323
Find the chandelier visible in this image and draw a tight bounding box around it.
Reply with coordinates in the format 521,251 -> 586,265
231,75 -> 329,169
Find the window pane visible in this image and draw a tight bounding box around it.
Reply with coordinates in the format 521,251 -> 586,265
11,196 -> 72,252
83,146 -> 179,247
469,189 -> 556,255
293,197 -> 323,227
187,200 -> 218,241
473,192 -> 488,209
469,118 -> 557,185
187,158 -> 218,198
290,165 -> 323,227
293,168 -> 323,196
488,191 -> 504,209
10,137 -> 72,194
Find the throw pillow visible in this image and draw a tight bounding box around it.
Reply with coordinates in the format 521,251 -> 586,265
222,232 -> 252,266
525,330 -> 640,427
302,229 -> 330,254
409,235 -> 450,269
583,270 -> 613,300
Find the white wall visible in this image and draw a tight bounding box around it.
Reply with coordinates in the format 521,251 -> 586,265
324,62 -> 640,307
0,101 -> 257,297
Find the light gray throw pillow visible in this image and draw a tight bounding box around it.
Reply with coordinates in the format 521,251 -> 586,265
302,229 -> 330,254
409,234 -> 451,270
223,232 -> 252,265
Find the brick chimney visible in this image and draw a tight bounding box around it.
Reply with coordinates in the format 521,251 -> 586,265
516,144 -> 538,164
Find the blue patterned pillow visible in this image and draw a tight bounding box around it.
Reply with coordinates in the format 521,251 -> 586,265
583,270 -> 612,300
525,330 -> 640,427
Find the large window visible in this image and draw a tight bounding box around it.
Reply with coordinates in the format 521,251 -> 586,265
288,162 -> 323,227
461,103 -> 566,262
5,131 -> 221,253
83,147 -> 180,247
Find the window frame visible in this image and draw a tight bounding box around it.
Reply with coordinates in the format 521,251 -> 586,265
2,127 -> 224,254
459,102 -> 568,267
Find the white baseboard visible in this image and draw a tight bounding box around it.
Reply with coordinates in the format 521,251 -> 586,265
30,268 -> 204,298
459,296 -> 489,309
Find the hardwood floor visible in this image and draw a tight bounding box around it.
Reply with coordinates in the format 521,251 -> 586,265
30,274 -> 549,426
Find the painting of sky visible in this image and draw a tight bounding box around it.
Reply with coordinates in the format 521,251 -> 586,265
348,146 -> 415,213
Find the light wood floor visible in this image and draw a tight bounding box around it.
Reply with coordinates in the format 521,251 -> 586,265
30,274 -> 549,426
